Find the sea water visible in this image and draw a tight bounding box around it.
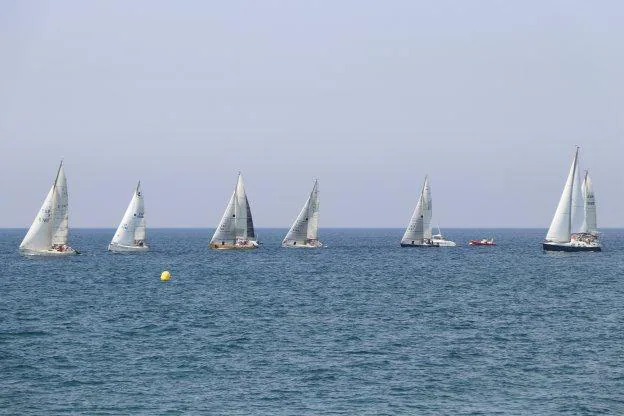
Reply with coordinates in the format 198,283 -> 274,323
1,228 -> 623,415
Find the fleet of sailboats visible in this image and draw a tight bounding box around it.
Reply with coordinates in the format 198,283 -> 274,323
282,179 -> 322,248
108,181 -> 148,252
17,150 -> 607,254
401,176 -> 456,247
543,147 -> 601,252
210,173 -> 259,249
19,161 -> 78,256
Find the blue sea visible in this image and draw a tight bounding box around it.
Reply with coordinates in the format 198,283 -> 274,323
1,228 -> 623,415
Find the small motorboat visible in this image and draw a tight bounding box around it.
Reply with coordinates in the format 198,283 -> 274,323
432,233 -> 456,247
469,238 -> 496,246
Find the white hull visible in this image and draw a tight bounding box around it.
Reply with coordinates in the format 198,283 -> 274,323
282,240 -> 323,248
401,241 -> 440,247
432,238 -> 456,247
402,235 -> 456,247
431,233 -> 456,247
108,243 -> 149,252
210,241 -> 259,250
20,247 -> 78,256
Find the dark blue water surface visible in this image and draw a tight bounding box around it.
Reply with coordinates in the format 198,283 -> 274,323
1,228 -> 623,415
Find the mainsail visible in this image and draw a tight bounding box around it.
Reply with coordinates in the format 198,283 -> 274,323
570,158 -> 585,234
581,171 -> 598,235
111,181 -> 146,247
212,192 -> 237,244
211,173 -> 257,245
546,147 -> 579,243
401,176 -> 432,244
20,161 -> 70,252
283,180 -> 320,245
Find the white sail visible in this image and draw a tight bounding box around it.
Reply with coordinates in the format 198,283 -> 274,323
307,180 -> 320,241
581,171 -> 598,235
211,191 -> 237,244
50,164 -> 69,246
135,215 -> 146,242
20,162 -> 70,252
570,159 -> 584,234
20,186 -> 55,251
134,183 -> 146,242
210,173 -> 257,246
401,176 -> 432,244
422,181 -> 432,239
284,180 -> 320,245
546,148 -> 579,243
234,175 -> 252,239
111,182 -> 147,247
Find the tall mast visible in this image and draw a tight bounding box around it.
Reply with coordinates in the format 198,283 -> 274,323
49,160 -> 64,244
53,159 -> 63,188
421,175 -> 427,211
568,147 -> 579,239
235,172 -> 242,238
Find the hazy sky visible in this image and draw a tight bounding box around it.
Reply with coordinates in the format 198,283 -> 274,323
1,1 -> 622,228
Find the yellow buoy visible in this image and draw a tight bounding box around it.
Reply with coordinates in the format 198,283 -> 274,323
160,271 -> 171,281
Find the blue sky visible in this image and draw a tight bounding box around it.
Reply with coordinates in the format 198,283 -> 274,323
1,1 -> 622,227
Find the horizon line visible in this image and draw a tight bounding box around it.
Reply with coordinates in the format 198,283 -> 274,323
2,226 -> 624,230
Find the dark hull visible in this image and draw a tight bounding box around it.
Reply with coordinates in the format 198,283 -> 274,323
400,243 -> 440,248
542,243 -> 601,252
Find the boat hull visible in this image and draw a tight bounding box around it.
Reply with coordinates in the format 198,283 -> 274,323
108,244 -> 149,252
400,242 -> 440,247
210,242 -> 259,250
433,240 -> 456,247
20,248 -> 78,256
282,240 -> 323,248
542,242 -> 601,252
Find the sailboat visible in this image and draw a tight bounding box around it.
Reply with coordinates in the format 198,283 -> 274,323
543,147 -> 601,252
19,160 -> 78,256
282,179 -> 322,248
401,176 -> 455,247
108,181 -> 148,252
210,173 -> 259,249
